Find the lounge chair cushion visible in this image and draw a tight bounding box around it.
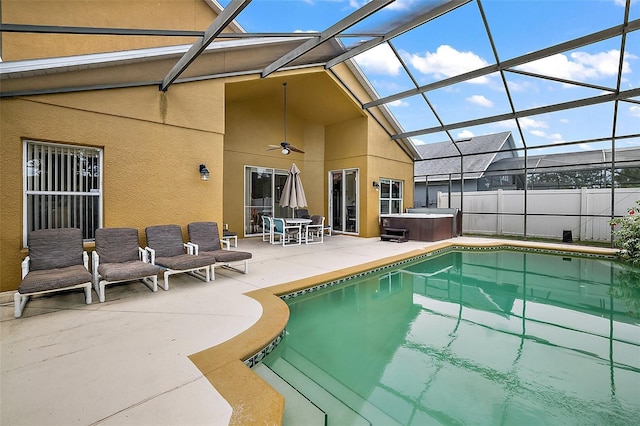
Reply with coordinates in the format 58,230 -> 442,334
155,254 -> 216,271
28,228 -> 85,271
95,228 -> 140,263
201,250 -> 252,263
19,265 -> 92,294
187,222 -> 222,252
97,260 -> 161,282
145,225 -> 187,258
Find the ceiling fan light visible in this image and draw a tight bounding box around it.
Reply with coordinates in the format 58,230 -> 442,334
282,148 -> 290,155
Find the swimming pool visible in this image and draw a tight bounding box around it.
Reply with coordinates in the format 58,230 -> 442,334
263,249 -> 640,425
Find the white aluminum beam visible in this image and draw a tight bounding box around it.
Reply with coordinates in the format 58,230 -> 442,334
160,0 -> 251,91
260,0 -> 395,78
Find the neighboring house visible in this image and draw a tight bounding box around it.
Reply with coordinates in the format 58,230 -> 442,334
413,132 -> 517,207
483,147 -> 640,190
0,1 -> 418,292
414,131 -> 640,208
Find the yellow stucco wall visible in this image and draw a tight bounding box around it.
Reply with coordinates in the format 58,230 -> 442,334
223,81 -> 327,236
0,80 -> 225,292
1,0 -> 221,60
222,67 -> 415,239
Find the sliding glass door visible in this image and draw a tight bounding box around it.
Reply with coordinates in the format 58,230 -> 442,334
329,169 -> 359,234
244,166 -> 288,236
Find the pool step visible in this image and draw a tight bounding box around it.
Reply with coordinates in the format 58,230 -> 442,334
269,348 -> 401,426
253,363 -> 326,426
267,357 -> 371,426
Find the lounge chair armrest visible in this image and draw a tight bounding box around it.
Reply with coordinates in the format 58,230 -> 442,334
83,251 -> 89,270
21,256 -> 30,279
182,243 -> 191,254
138,246 -> 150,262
91,251 -> 100,281
185,242 -> 198,255
221,239 -> 230,250
145,247 -> 156,264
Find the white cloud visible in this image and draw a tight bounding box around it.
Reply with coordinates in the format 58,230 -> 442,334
407,45 -> 490,84
506,80 -> 532,92
457,130 -> 474,138
354,44 -> 401,76
519,117 -> 548,129
385,0 -> 415,10
388,99 -> 410,107
529,129 -> 564,142
467,95 -> 493,107
613,0 -> 637,6
629,105 -> 640,118
517,49 -> 635,82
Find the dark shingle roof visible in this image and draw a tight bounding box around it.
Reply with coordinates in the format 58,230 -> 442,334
414,131 -> 516,180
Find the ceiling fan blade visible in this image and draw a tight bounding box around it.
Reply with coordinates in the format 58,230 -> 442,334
267,144 -> 281,150
289,145 -> 305,154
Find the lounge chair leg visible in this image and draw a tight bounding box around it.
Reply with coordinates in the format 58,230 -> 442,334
142,276 -> 158,293
14,292 -> 28,318
163,271 -> 170,291
84,285 -> 92,304
99,282 -> 107,303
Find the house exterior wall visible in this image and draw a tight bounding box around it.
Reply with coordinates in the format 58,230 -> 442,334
0,2 -> 416,292
0,80 -> 225,292
1,0 -> 220,60
222,79 -> 329,236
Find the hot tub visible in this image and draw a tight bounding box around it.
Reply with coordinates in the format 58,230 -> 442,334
380,212 -> 456,242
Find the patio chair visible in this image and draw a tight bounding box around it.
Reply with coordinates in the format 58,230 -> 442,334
187,222 -> 252,277
14,228 -> 92,318
305,215 -> 325,244
262,216 -> 273,243
272,217 -> 302,246
145,224 -> 215,290
92,227 -> 162,302
295,209 -> 310,219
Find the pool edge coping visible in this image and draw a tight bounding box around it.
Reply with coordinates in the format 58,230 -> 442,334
188,240 -> 620,426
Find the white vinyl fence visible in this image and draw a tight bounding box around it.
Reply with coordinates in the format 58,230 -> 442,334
438,188 -> 640,242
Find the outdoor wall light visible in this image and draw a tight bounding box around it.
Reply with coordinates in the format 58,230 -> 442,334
199,164 -> 210,181
372,181 -> 380,190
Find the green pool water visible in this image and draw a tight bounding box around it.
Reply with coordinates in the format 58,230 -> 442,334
263,249 -> 640,425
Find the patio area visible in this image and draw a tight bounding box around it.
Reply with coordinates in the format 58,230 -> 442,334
0,235 -> 617,425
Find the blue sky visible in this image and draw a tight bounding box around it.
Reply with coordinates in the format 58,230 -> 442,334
221,0 -> 640,154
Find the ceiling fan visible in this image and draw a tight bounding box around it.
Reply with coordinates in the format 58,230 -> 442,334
267,82 -> 305,155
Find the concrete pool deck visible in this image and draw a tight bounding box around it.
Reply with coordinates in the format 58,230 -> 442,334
0,236 -> 619,425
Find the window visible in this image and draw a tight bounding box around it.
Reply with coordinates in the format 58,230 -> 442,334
379,178 -> 403,214
24,141 -> 102,245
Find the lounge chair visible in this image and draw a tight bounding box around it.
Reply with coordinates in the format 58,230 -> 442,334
145,224 -> 215,290
92,227 -> 162,302
187,222 -> 252,277
272,217 -> 302,246
305,215 -> 325,244
14,228 -> 92,318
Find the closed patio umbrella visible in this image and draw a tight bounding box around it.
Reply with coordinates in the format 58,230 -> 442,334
279,163 -> 308,211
